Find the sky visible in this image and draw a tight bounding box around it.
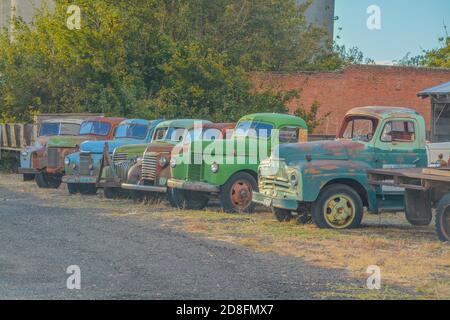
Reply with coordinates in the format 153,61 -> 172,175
334,0 -> 450,64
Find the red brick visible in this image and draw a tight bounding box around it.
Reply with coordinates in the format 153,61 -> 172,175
252,65 -> 450,135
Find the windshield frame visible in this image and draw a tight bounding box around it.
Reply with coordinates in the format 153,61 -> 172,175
233,121 -> 274,139
338,116 -> 379,143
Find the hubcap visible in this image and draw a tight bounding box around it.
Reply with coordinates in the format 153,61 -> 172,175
230,180 -> 253,210
323,194 -> 355,228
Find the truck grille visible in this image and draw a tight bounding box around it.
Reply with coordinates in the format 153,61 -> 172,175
113,153 -> 128,162
260,177 -> 290,191
142,153 -> 157,180
79,153 -> 92,175
47,148 -> 59,168
188,164 -> 202,181
113,160 -> 134,182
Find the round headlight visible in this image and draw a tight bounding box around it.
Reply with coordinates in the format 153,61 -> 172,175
21,151 -> 29,157
159,156 -> 168,168
170,158 -> 177,168
211,162 -> 219,174
290,174 -> 298,187
64,158 -> 70,166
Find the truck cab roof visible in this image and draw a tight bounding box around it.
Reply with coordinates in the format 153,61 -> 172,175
347,107 -> 422,120
238,113 -> 307,129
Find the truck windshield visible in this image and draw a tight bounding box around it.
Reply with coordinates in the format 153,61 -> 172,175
39,123 -> 60,136
59,123 -> 81,136
234,121 -> 273,139
79,121 -> 111,136
340,117 -> 378,142
154,127 -> 189,142
115,124 -> 148,139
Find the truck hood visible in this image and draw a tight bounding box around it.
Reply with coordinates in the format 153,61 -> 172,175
47,135 -> 99,148
80,138 -> 146,154
277,140 -> 366,164
146,141 -> 178,154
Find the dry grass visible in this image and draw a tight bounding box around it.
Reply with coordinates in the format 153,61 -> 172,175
2,174 -> 449,299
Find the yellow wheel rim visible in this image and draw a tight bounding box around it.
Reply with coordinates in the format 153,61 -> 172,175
323,194 -> 356,229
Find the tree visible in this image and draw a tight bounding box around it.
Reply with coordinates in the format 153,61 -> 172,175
294,100 -> 330,133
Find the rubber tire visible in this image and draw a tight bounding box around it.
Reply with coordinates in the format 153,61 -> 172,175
35,172 -> 49,189
23,174 -> 35,182
273,208 -> 293,222
311,184 -> 364,229
79,184 -> 97,195
170,188 -> 209,210
104,187 -> 119,199
67,183 -> 79,195
220,172 -> 258,214
404,190 -> 433,226
435,194 -> 450,242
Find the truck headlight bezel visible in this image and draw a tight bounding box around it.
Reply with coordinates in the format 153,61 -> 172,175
159,156 -> 168,168
211,162 -> 219,174
290,174 -> 299,187
170,158 -> 177,168
64,158 -> 70,166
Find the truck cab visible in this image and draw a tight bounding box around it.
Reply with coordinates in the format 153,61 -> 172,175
62,118 -> 160,195
253,107 -> 428,229
18,119 -> 83,182
167,113 -> 308,213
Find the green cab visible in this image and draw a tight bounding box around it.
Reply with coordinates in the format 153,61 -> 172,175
168,113 -> 308,213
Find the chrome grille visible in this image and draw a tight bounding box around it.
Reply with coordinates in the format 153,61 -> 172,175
112,160 -> 134,182
47,148 -> 59,168
142,153 -> 157,180
79,153 -> 91,175
260,177 -> 290,191
113,153 -> 128,162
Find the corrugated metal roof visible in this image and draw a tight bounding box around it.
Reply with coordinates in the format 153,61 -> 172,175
418,81 -> 450,97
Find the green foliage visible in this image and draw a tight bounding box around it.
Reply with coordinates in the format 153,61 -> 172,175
422,36 -> 450,68
0,0 -> 339,123
294,100 -> 330,133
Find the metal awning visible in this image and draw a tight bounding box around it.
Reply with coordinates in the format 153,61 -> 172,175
418,81 -> 450,98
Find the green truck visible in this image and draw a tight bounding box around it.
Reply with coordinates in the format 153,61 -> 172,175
167,113 -> 308,213
253,106 -> 437,230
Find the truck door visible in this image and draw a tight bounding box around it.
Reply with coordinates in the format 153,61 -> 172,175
373,118 -> 425,210
374,119 -> 424,169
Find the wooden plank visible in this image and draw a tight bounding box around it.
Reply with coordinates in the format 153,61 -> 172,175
422,168 -> 450,177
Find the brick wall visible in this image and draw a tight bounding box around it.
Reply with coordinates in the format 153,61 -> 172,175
253,65 -> 450,135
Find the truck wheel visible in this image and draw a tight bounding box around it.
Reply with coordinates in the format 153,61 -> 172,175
23,174 -> 35,182
67,184 -> 79,195
79,185 -> 97,195
435,194 -> 450,242
220,172 -> 258,214
404,190 -> 432,226
170,188 -> 209,210
35,172 -> 49,189
273,208 -> 293,222
311,184 -> 363,229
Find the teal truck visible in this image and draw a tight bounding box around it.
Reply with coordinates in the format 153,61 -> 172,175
168,113 -> 308,213
253,106 -> 441,230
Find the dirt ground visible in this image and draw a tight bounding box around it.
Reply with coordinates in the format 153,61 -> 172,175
1,174 -> 449,299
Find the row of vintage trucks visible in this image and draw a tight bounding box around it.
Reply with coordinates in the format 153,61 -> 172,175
16,107 -> 450,242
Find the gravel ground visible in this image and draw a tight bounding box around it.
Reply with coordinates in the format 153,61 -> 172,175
0,177 -> 357,300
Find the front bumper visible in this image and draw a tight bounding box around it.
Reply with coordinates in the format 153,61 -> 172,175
252,192 -> 299,211
121,183 -> 167,193
18,168 -> 39,175
62,175 -> 97,185
167,179 -> 220,193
